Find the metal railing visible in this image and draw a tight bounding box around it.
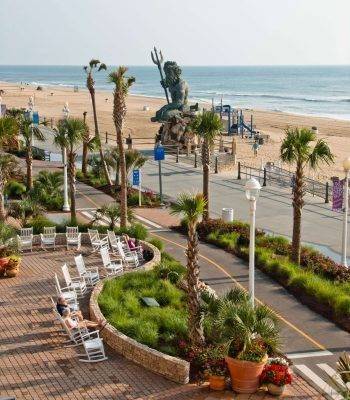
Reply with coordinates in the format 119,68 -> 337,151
237,162 -> 331,203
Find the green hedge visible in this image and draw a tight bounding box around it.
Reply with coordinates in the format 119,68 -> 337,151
178,219 -> 350,330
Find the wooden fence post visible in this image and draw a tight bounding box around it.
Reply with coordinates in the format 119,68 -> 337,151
215,156 -> 218,173
237,162 -> 241,180
263,168 -> 267,186
194,152 -> 198,168
176,147 -> 179,163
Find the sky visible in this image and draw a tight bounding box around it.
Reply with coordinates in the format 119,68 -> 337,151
1,0 -> 350,66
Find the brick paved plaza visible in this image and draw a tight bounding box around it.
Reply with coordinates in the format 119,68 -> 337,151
0,246 -> 324,399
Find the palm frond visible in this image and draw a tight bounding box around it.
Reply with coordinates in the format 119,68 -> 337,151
170,192 -> 205,223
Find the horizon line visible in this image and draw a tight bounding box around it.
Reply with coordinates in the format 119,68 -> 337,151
0,64 -> 349,68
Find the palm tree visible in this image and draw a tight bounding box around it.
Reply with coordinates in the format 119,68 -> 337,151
18,115 -> 45,190
108,66 -> 135,228
0,116 -> 18,148
281,127 -> 334,264
84,59 -> 112,186
32,171 -> 63,208
7,198 -> 44,227
170,192 -> 206,346
191,111 -> 223,220
55,118 -> 94,221
0,154 -> 20,221
104,148 -> 147,187
81,110 -> 89,176
93,203 -> 134,230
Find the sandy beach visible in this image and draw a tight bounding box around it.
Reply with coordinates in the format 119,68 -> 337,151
1,81 -> 349,180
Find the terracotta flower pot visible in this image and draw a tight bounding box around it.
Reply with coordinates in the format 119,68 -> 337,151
6,267 -> 19,278
208,375 -> 226,391
267,383 -> 284,396
225,355 -> 268,394
0,258 -> 8,268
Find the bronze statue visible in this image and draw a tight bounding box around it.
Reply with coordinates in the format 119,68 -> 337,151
151,61 -> 189,122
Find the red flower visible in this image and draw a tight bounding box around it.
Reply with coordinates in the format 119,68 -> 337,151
260,364 -> 292,386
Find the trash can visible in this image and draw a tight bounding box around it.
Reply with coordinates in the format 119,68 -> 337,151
222,208 -> 234,223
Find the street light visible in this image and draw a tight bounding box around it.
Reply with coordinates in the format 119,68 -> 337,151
62,102 -> 70,212
245,177 -> 261,307
341,157 -> 350,267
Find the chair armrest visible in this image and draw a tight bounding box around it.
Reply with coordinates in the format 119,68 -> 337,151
71,276 -> 86,284
80,330 -> 100,340
86,267 -> 99,274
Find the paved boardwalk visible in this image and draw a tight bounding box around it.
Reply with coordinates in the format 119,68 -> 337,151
0,246 -> 324,399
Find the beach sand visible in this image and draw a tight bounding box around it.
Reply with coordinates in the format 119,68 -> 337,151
1,81 -> 349,180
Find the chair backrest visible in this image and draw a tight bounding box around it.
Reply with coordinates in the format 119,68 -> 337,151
43,227 -> 56,236
116,241 -> 125,258
88,229 -> 99,243
20,227 -> 33,238
61,264 -> 72,286
66,226 -> 79,239
54,273 -> 62,293
107,230 -> 119,245
74,254 -> 86,276
100,246 -> 110,267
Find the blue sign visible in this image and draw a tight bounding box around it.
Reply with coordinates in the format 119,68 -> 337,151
154,146 -> 165,161
133,169 -> 140,186
32,112 -> 39,124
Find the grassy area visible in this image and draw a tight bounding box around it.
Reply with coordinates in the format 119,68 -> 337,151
98,254 -> 188,356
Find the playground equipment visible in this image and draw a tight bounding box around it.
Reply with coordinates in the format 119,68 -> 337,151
213,99 -> 255,137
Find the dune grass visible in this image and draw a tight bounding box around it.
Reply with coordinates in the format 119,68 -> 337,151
98,256 -> 188,356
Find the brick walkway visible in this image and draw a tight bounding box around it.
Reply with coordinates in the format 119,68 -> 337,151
0,246 -> 324,399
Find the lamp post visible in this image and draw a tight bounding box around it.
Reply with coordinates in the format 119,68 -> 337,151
62,102 -> 70,212
245,178 -> 261,307
341,157 -> 350,267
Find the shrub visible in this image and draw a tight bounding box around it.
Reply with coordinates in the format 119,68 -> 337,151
5,180 -> 26,199
148,237 -> 164,252
26,215 -> 55,234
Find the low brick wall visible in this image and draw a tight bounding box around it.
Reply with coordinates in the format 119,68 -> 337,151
89,241 -> 190,384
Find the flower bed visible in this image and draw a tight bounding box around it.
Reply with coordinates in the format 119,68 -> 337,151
174,218 -> 350,332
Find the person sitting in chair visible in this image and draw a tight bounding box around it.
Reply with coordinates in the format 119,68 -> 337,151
56,295 -> 83,321
62,308 -> 103,331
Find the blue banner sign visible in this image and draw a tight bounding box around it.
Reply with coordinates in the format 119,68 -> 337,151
133,169 -> 140,186
154,146 -> 165,161
32,112 -> 39,124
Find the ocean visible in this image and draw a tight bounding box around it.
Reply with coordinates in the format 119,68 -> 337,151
0,65 -> 349,120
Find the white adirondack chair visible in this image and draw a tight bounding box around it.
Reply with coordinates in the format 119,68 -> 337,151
78,331 -> 108,363
17,227 -> 33,252
74,254 -> 100,287
100,246 -> 123,276
88,229 -> 109,252
40,227 -> 56,250
53,274 -> 79,309
66,227 -> 81,250
116,241 -> 139,268
107,230 -> 121,253
61,264 -> 87,297
123,236 -> 144,262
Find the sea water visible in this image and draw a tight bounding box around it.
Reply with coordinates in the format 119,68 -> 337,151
0,65 -> 349,120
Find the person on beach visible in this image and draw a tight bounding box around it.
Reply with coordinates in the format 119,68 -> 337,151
252,141 -> 260,157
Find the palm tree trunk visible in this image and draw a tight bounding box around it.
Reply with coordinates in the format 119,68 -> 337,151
81,112 -> 89,176
117,128 -> 127,228
89,89 -> 112,186
0,189 -> 5,222
202,140 -> 210,220
68,151 -> 77,222
26,148 -> 33,191
186,222 -> 204,346
291,161 -> 304,264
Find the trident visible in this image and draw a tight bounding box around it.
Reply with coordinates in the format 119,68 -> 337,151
151,46 -> 170,104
